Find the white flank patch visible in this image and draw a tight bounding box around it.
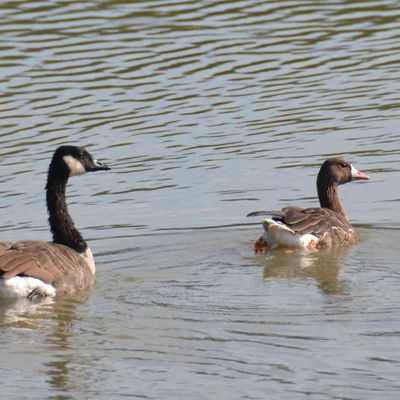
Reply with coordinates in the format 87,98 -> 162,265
82,247 -> 96,275
0,277 -> 56,299
262,219 -> 318,249
63,155 -> 86,176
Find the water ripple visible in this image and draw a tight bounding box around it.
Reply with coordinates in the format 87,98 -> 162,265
1,1 -> 400,398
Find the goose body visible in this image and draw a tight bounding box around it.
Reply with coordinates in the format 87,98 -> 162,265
0,146 -> 110,300
248,158 -> 369,252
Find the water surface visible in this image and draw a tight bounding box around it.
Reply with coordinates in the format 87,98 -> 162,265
1,1 -> 400,399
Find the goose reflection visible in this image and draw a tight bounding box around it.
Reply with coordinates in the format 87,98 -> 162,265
0,292 -> 90,394
259,247 -> 351,295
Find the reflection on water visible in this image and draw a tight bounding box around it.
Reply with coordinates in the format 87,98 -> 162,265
1,0 -> 400,399
43,295 -> 91,394
0,297 -> 55,329
0,294 -> 90,397
0,228 -> 399,398
260,247 -> 349,294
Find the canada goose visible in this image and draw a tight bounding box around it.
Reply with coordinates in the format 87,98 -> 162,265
247,158 -> 370,252
0,145 -> 110,300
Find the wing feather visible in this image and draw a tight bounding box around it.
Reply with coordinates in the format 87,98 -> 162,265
0,240 -> 94,295
248,206 -> 356,248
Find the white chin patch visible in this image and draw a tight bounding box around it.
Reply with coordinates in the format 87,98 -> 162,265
63,155 -> 86,176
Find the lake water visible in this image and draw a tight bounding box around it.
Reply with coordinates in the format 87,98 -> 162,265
1,1 -> 400,399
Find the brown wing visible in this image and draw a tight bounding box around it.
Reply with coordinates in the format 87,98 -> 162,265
0,240 -> 95,295
248,205 -> 357,248
278,207 -> 356,247
280,207 -> 349,233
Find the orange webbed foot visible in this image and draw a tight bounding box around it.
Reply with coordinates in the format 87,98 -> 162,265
254,238 -> 267,254
307,240 -> 317,250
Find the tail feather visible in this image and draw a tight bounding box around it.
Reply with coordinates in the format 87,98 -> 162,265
247,210 -> 273,217
262,219 -> 317,249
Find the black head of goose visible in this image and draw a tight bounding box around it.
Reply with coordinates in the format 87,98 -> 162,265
247,157 -> 369,252
0,146 -> 110,300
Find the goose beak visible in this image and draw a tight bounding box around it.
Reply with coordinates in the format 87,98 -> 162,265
351,164 -> 369,181
88,159 -> 111,172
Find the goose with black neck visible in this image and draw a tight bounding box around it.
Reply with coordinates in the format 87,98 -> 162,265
0,145 -> 110,300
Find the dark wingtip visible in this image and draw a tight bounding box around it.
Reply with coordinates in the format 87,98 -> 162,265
247,211 -> 270,217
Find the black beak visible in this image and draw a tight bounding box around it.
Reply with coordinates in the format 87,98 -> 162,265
88,159 -> 111,172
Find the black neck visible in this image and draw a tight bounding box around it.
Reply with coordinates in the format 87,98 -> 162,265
46,171 -> 87,253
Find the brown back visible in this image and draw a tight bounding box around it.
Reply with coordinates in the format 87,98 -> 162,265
0,240 -> 95,295
274,207 -> 357,247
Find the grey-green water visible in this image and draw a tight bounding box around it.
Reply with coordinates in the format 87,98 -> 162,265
1,1 -> 400,399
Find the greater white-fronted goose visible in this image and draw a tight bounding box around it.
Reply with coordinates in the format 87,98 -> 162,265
0,146 -> 110,300
247,158 -> 370,252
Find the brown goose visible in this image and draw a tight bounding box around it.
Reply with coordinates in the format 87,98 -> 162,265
0,146 -> 110,300
247,158 -> 369,252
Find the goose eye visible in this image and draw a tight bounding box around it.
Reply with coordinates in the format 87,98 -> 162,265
341,163 -> 348,168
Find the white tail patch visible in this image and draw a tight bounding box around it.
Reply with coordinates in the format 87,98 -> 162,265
262,219 -> 318,249
63,155 -> 86,176
0,277 -> 56,299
